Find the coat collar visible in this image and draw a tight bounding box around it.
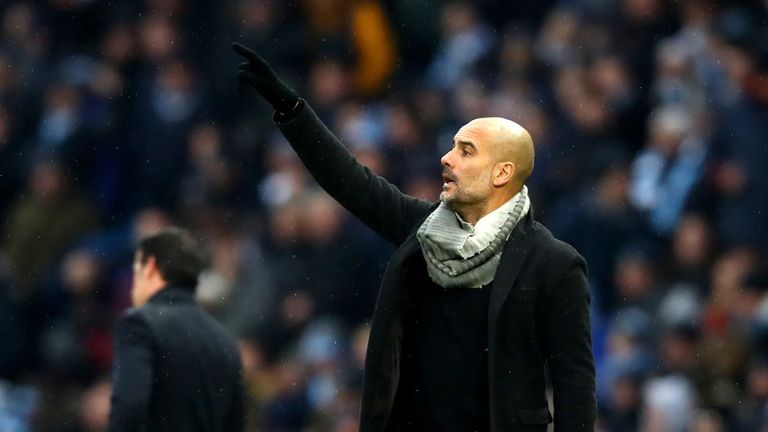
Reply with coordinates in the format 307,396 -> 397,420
147,285 -> 197,305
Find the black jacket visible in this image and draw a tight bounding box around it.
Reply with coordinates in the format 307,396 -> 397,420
277,101 -> 596,431
107,286 -> 243,432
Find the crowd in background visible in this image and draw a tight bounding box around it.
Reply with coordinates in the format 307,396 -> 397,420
1,0 -> 768,431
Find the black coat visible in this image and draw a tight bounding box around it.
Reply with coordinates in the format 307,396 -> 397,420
278,102 -> 596,432
107,286 -> 243,432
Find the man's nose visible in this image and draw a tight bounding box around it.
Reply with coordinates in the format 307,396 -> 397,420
440,150 -> 452,167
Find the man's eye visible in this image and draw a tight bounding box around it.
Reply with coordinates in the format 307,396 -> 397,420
462,150 -> 470,156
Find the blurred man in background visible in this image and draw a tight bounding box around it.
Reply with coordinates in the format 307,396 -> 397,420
107,228 -> 243,432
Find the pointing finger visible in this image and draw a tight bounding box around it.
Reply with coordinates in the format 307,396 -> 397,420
232,42 -> 259,63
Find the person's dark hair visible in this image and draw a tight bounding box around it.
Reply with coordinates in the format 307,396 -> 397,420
135,227 -> 206,289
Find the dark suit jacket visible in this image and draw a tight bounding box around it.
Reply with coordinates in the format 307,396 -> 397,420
277,101 -> 596,431
107,286 -> 243,432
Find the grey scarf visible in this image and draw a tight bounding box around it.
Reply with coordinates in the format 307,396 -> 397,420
416,186 -> 530,288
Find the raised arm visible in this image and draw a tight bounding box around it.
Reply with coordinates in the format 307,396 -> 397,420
233,43 -> 432,245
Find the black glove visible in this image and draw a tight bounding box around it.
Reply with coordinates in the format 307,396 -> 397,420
233,42 -> 300,114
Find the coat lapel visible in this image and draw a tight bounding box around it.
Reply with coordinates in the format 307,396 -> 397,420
361,233 -> 423,432
390,234 -> 422,267
488,212 -> 536,328
366,232 -> 422,358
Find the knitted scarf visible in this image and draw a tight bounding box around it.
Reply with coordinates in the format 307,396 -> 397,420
416,186 -> 530,288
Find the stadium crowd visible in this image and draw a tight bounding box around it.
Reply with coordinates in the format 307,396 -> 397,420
1,0 -> 767,430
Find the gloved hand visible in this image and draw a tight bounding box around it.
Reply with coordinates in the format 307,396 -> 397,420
233,42 -> 300,113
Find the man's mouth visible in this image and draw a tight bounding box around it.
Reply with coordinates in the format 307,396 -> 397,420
442,173 -> 456,188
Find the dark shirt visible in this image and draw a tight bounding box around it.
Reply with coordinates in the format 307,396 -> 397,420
398,254 -> 491,432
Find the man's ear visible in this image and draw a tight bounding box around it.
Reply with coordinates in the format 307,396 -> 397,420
493,161 -> 515,187
143,255 -> 159,278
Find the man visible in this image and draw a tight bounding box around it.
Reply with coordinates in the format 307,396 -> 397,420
234,42 -> 595,431
107,228 -> 243,432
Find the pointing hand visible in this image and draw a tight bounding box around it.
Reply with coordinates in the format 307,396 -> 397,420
233,42 -> 299,114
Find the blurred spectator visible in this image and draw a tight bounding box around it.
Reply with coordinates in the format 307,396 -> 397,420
600,371 -> 642,431
381,100 -> 438,188
78,378 -> 111,432
36,82 -> 84,156
549,155 -> 648,315
306,57 -> 351,123
641,373 -> 696,432
299,0 -> 397,97
35,248 -> 114,381
738,355 -> 768,431
629,105 -> 708,235
706,13 -> 768,253
298,318 -> 344,411
590,53 -> 647,151
426,1 -> 494,89
4,159 -> 99,300
535,7 -> 581,69
130,56 -> 206,208
697,248 -> 757,418
0,380 -> 37,432
239,337 -> 276,432
613,0 -> 678,93
198,224 -> 278,337
178,123 -> 246,212
612,243 -> 663,322
666,212 -> 715,289
1,2 -> 50,99
702,247 -> 758,336
262,357 -> 310,431
691,409 -> 726,432
598,307 -> 655,404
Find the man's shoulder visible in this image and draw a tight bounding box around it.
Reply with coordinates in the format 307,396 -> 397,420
520,221 -> 588,290
139,299 -> 202,326
114,307 -> 156,347
124,300 -> 239,351
119,298 -> 191,333
119,305 -> 149,323
528,221 -> 584,263
116,305 -> 160,336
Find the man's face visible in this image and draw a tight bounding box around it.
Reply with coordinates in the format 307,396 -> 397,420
131,251 -> 151,307
439,121 -> 496,209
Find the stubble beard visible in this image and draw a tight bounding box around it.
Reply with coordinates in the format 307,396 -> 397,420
440,185 -> 485,214
440,169 -> 494,221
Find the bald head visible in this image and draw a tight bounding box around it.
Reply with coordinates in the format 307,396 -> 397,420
461,117 -> 535,186
441,116 -> 535,223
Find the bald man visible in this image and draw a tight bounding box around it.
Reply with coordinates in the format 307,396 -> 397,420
234,43 -> 595,432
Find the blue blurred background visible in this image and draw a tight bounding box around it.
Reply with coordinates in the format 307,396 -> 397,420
1,0 -> 768,431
